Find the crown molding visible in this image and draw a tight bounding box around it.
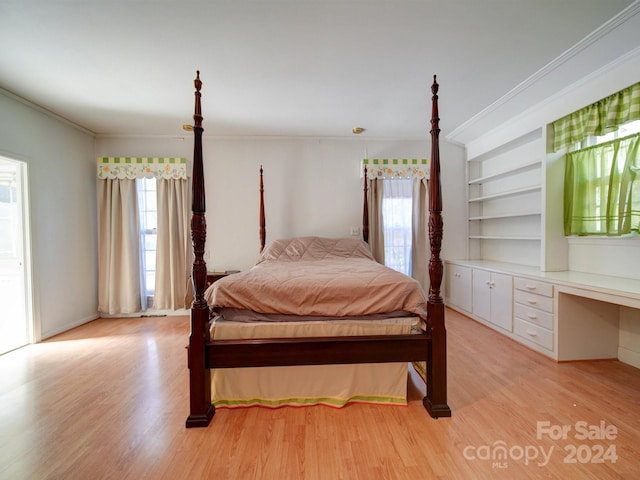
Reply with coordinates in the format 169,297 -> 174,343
0,88 -> 96,137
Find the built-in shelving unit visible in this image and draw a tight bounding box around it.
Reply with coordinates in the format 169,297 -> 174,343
467,128 -> 544,267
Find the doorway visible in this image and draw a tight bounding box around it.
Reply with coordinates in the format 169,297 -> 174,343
0,156 -> 32,355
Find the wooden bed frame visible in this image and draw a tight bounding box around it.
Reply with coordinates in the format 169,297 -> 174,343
186,71 -> 450,427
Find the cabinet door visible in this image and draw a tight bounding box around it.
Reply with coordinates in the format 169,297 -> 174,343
490,272 -> 513,332
472,269 -> 491,322
472,269 -> 513,331
446,264 -> 472,312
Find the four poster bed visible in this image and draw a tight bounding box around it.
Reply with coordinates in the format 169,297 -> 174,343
186,71 -> 450,427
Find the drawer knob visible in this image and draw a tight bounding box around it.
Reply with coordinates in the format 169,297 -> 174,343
526,284 -> 537,290
527,298 -> 538,305
527,313 -> 538,319
527,330 -> 538,337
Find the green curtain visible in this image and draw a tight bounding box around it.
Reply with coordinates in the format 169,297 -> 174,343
553,82 -> 640,152
564,133 -> 640,236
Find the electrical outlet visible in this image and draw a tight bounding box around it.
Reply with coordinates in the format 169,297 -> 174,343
350,226 -> 361,236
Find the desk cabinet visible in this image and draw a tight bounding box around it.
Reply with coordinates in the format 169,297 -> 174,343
445,260 -> 640,365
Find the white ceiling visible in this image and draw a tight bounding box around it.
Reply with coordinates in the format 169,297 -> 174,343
0,1 -> 638,141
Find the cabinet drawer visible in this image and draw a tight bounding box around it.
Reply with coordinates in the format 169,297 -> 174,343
514,318 -> 553,350
514,303 -> 553,330
514,289 -> 553,313
514,277 -> 553,297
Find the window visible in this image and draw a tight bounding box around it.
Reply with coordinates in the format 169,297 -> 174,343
136,177 -> 157,308
0,167 -> 17,257
98,157 -> 189,315
581,119 -> 640,148
558,83 -> 640,237
564,121 -> 640,236
382,178 -> 413,275
363,158 -> 429,286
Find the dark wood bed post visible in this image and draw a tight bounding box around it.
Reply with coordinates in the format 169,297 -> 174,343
424,75 -> 451,417
362,166 -> 369,243
186,71 -> 215,428
259,165 -> 266,252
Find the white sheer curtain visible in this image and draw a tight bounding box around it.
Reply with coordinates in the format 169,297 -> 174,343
154,178 -> 190,310
382,178 -> 413,276
368,177 -> 430,290
98,178 -> 141,314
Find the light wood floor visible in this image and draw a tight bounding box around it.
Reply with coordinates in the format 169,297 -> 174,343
0,308 -> 638,479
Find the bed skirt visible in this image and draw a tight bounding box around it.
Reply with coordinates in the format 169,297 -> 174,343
209,317 -> 419,409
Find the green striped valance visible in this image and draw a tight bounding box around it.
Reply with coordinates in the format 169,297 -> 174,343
362,158 -> 430,179
552,82 -> 640,152
97,157 -> 187,180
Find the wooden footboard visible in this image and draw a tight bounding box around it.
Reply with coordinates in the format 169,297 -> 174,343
206,334 -> 431,368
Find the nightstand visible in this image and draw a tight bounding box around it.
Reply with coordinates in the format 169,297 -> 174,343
206,270 -> 240,288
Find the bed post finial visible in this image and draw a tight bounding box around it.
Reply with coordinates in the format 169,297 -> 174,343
193,71 -> 203,130
259,165 -> 266,252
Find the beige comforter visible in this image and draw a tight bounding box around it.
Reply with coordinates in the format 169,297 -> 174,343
205,236 -> 429,322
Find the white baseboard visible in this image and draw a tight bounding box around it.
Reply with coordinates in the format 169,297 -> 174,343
41,313 -> 100,340
618,346 -> 640,370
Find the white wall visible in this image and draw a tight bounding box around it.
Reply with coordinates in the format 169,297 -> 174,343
96,135 -> 466,270
0,99 -> 464,339
0,92 -> 98,339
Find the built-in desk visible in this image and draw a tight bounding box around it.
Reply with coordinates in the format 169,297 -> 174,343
445,260 -> 640,368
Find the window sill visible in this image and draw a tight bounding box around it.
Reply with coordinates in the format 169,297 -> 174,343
567,233 -> 640,247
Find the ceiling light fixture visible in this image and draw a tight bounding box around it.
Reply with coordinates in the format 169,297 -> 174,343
182,124 -> 193,131
352,127 -> 365,134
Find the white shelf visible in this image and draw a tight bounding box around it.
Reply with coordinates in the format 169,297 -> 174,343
468,159 -> 541,185
469,235 -> 541,240
468,185 -> 541,203
469,212 -> 540,221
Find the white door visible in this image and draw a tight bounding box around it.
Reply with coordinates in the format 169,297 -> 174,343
0,157 -> 31,354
